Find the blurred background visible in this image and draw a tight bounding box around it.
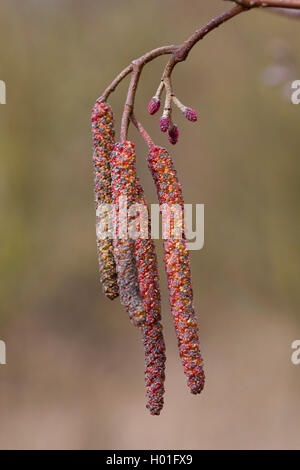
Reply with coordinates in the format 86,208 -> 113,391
0,0 -> 300,450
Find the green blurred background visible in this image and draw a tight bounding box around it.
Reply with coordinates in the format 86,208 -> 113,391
0,0 -> 300,449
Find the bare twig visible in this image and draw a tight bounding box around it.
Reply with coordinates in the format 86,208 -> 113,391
118,47 -> 178,142
131,113 -> 154,149
172,95 -> 186,114
118,5 -> 245,141
102,45 -> 176,103
120,62 -> 143,142
154,80 -> 165,101
162,76 -> 173,121
225,0 -> 300,8
101,1 -> 300,143
161,4 -> 246,99
268,7 -> 300,15
102,64 -> 133,102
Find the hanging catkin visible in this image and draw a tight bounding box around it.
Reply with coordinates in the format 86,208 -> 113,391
92,99 -> 119,300
147,146 -> 205,394
135,178 -> 166,415
111,141 -> 147,326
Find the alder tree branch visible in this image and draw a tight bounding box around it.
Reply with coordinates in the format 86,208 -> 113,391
226,0 -> 300,8
123,5 -> 245,141
268,7 -> 300,15
100,1 -> 300,143
101,46 -> 176,102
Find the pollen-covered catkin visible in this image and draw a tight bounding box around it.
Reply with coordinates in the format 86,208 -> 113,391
147,146 -> 205,394
135,179 -> 166,415
111,141 -> 147,326
92,99 -> 119,300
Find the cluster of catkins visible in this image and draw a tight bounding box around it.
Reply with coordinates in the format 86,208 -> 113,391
92,97 -> 204,415
148,92 -> 197,145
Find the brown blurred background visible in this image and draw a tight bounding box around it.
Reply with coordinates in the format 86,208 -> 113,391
0,0 -> 300,450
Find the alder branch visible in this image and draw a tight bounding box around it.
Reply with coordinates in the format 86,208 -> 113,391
101,1 -> 300,143
159,4 -> 247,129
118,4 -> 245,141
226,0 -> 300,8
102,46 -> 176,102
269,7 -> 300,15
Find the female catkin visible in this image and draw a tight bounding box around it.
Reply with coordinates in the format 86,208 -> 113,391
135,179 -> 166,415
147,146 -> 205,394
91,99 -> 119,300
110,141 -> 147,326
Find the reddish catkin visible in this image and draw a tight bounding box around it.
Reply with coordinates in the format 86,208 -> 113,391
135,179 -> 166,415
91,99 -> 119,300
111,141 -> 147,326
184,107 -> 198,122
148,97 -> 161,115
159,116 -> 170,133
147,146 -> 205,394
168,124 -> 179,145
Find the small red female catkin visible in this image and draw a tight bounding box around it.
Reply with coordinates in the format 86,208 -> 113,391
135,179 -> 166,415
159,116 -> 170,133
184,107 -> 198,122
168,124 -> 179,145
147,146 -> 205,394
91,99 -> 119,300
111,141 -> 147,326
148,97 -> 161,115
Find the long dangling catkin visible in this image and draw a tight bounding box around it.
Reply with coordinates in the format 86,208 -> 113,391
135,179 -> 166,415
92,99 -> 119,300
111,141 -> 147,327
147,146 -> 205,394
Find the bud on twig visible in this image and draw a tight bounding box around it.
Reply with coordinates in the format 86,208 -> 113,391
172,95 -> 198,123
148,97 -> 161,115
159,116 -> 170,133
184,107 -> 198,122
168,124 -> 179,145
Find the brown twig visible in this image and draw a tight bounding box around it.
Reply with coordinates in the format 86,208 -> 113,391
118,47 -> 178,142
162,76 -> 173,121
102,46 -> 175,104
160,4 -> 247,93
154,80 -> 165,101
269,7 -> 300,14
226,0 -> 300,8
101,64 -> 133,102
120,62 -> 142,143
131,113 -> 154,149
119,5 -> 245,141
101,1 -> 300,143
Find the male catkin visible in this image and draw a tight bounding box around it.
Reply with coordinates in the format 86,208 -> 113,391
135,179 -> 166,415
92,99 -> 119,300
111,141 -> 147,326
147,146 -> 205,394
